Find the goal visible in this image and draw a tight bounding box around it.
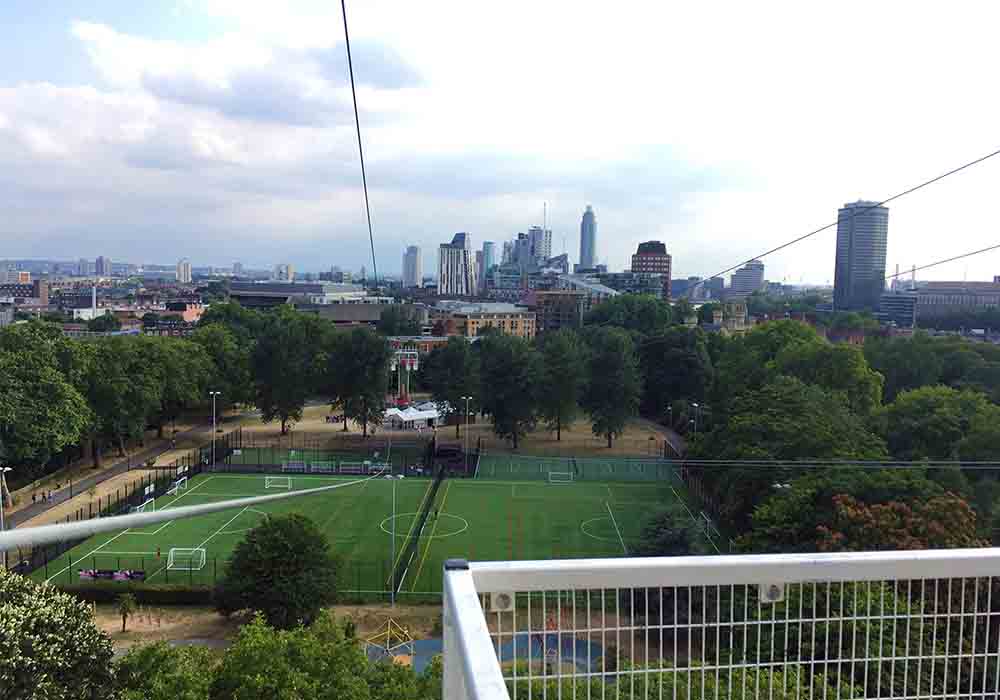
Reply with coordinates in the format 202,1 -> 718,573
339,461 -> 368,475
282,461 -> 307,473
548,471 -> 575,485
166,547 -> 206,571
166,476 -> 188,496
265,476 -> 292,489
131,498 -> 155,513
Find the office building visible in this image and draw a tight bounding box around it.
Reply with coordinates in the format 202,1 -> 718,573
580,205 -> 597,269
532,290 -> 586,333
438,232 -> 477,296
879,291 -> 917,328
95,256 -> 113,277
501,241 -> 514,265
482,242 -> 497,275
913,281 -> 1000,317
834,200 -> 889,311
555,274 -> 619,315
233,262 -> 244,276
475,250 -> 485,293
273,263 -> 295,282
729,260 -> 765,299
630,241 -> 673,298
402,246 -> 423,288
176,259 -> 192,284
600,271 -> 668,298
76,259 -> 90,276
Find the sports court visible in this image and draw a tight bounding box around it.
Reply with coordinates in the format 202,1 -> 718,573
37,458 -> 691,595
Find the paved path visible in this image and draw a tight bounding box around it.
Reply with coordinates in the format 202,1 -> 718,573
631,416 -> 687,457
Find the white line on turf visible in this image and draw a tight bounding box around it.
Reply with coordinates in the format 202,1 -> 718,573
196,506 -> 249,550
605,501 -> 628,555
44,476 -> 218,582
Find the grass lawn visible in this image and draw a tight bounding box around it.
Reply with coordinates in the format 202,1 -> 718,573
37,470 -> 686,596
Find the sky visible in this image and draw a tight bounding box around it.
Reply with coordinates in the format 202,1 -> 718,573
1,1 -> 999,283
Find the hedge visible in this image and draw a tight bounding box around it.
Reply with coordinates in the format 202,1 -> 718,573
54,582 -> 215,605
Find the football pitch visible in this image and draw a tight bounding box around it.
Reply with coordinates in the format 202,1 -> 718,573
37,471 -> 683,595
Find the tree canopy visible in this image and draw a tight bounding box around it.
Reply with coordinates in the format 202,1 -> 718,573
479,333 -> 543,449
585,294 -> 673,336
581,327 -> 641,447
537,329 -> 586,440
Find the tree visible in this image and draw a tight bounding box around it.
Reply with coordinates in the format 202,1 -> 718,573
87,313 -> 121,332
633,504 -> 710,556
773,341 -> 883,415
190,323 -> 252,410
584,294 -> 673,336
332,327 -> 392,437
376,305 -> 422,336
742,469 -> 944,553
0,351 -> 92,480
537,330 -> 586,440
211,615 -> 370,700
864,333 -> 943,400
141,312 -> 161,328
639,326 -> 713,417
478,334 -> 543,449
874,385 -> 999,460
581,327 -> 641,447
817,493 -> 986,552
252,308 -> 322,434
697,302 -> 720,325
115,642 -> 215,700
215,513 -> 341,629
421,337 -> 478,437
140,337 -> 212,438
0,567 -> 116,700
117,592 -> 137,633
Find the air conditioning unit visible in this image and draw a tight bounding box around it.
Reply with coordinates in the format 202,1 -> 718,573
491,591 -> 515,613
759,583 -> 785,604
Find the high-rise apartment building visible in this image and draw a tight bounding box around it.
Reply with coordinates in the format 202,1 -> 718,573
76,259 -> 90,276
630,241 -> 673,299
501,241 -> 514,265
475,250 -> 485,293
95,256 -> 112,277
438,232 -> 477,296
273,263 -> 295,282
176,259 -> 192,284
729,260 -> 765,298
233,262 -> 244,277
527,226 -> 552,263
834,200 -> 889,311
579,205 -> 597,269
402,246 -> 423,288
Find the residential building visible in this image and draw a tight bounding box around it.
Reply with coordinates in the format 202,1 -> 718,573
14,271 -> 30,284
834,200 -> 889,311
630,241 -> 673,298
233,262 -> 244,276
95,256 -> 113,277
707,277 -> 725,299
475,250 -> 485,293
554,274 -> 619,314
438,232 -> 477,296
430,301 -> 535,339
164,301 -> 205,323
501,241 -> 514,265
76,259 -> 90,276
531,290 -> 586,333
599,272 -> 668,298
0,301 -> 13,328
402,246 -> 423,288
527,226 -> 552,263
484,263 -> 526,302
579,205 -> 597,269
729,260 -> 765,299
273,263 -> 295,282
176,259 -> 192,284
0,280 -> 48,305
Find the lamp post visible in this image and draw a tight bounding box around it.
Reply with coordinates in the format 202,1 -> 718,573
691,403 -> 700,434
460,395 -> 473,474
209,391 -> 221,467
0,466 -> 11,570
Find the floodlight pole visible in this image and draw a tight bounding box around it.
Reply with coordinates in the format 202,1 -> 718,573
390,477 -> 396,607
0,467 -> 11,570
461,396 -> 472,474
210,391 -> 221,466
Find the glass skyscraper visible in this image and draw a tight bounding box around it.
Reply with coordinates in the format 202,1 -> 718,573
579,205 -> 597,269
834,201 -> 889,311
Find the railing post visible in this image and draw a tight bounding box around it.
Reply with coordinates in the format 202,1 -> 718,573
443,560 -> 468,700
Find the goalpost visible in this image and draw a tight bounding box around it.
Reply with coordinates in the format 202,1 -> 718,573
131,498 -> 155,513
339,461 -> 368,475
548,471 -> 575,485
265,476 -> 292,489
166,476 -> 188,496
166,547 -> 207,571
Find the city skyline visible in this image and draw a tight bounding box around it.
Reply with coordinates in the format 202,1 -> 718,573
0,3 -> 999,283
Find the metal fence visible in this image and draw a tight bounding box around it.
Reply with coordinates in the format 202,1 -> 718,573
443,549 -> 1000,700
475,454 -> 677,483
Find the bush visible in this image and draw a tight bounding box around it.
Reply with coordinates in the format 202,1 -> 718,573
57,583 -> 214,605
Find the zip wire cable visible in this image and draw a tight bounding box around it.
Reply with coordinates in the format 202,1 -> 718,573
885,242 -> 1000,281
687,145 -> 1000,296
341,0 -> 378,286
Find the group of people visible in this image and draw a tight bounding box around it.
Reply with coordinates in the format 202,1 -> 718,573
32,489 -> 57,505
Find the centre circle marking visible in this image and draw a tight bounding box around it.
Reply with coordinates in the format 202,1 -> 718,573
380,512 -> 469,539
580,517 -> 621,543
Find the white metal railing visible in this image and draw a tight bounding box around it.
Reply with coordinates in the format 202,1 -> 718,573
442,549 -> 1000,700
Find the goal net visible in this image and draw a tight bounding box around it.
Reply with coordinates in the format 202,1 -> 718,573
548,471 -> 575,485
265,476 -> 292,489
131,498 -> 155,513
339,461 -> 368,475
166,547 -> 207,571
166,476 -> 188,496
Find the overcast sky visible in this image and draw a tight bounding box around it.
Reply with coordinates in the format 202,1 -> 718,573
1,1 -> 999,283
